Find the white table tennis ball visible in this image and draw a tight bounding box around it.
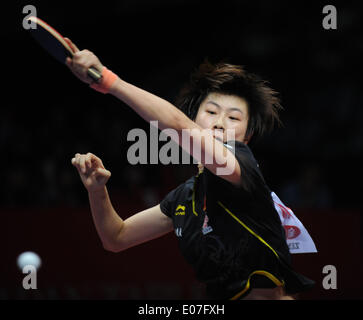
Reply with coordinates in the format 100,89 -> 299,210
17,251 -> 42,270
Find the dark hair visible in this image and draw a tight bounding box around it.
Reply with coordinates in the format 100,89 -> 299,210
175,59 -> 283,139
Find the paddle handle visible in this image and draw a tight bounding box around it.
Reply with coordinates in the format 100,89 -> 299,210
87,67 -> 102,82
64,38 -> 102,82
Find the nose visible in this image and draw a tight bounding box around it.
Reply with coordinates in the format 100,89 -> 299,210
213,114 -> 225,131
212,115 -> 225,141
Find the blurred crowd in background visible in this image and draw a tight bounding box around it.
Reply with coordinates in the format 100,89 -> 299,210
2,76 -> 361,210
3,1 -> 362,211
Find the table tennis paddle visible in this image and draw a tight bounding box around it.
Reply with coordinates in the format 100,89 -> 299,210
26,16 -> 102,82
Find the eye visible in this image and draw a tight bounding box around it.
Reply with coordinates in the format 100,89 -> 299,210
207,110 -> 216,115
229,116 -> 240,121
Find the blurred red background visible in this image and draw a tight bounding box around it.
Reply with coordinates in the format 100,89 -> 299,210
1,203 -> 361,300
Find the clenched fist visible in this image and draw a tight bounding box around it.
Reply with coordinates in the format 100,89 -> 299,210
71,153 -> 111,192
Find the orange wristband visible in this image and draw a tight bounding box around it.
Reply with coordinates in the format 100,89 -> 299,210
90,67 -> 118,94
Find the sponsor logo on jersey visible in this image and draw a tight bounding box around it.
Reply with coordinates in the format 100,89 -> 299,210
288,242 -> 301,250
175,205 -> 186,216
202,214 -> 213,235
175,228 -> 182,237
275,203 -> 293,219
284,225 -> 301,239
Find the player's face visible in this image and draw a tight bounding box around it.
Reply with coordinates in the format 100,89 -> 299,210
195,92 -> 250,143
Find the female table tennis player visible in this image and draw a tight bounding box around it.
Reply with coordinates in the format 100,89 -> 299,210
67,40 -> 314,300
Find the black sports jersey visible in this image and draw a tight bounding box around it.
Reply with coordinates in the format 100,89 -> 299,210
160,141 -> 314,299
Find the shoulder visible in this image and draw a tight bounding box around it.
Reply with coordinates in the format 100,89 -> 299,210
225,141 -> 261,170
225,141 -> 256,160
222,141 -> 266,192
160,176 -> 195,216
170,176 -> 195,195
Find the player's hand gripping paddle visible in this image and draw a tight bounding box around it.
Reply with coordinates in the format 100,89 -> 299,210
26,16 -> 102,82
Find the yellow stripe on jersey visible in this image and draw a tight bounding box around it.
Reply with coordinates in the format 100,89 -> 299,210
217,201 -> 280,259
230,270 -> 285,300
